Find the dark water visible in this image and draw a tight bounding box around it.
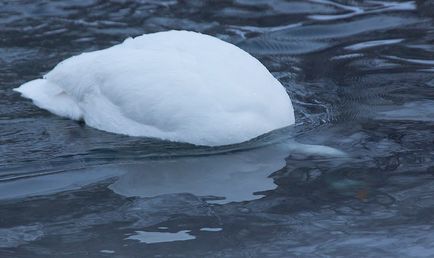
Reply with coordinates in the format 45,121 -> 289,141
1,0 -> 434,257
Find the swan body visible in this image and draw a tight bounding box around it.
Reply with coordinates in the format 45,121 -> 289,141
15,31 -> 294,146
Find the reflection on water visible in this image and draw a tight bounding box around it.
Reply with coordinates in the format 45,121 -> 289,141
108,141 -> 344,203
1,0 -> 434,257
345,38 -> 404,51
376,100 -> 434,122
0,141 -> 341,203
0,143 -> 289,203
110,144 -> 289,203
125,230 -> 196,244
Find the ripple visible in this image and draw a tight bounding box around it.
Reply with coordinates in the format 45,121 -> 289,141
383,55 -> 434,65
235,0 -> 339,14
1,0 -> 434,257
240,15 -> 419,55
345,39 -> 404,51
308,0 -> 416,21
376,100 -> 434,122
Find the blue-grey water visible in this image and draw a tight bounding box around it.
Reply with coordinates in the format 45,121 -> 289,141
1,0 -> 434,257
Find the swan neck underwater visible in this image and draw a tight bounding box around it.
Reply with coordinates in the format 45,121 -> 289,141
14,30 -> 295,146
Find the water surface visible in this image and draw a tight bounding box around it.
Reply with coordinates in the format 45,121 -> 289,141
1,0 -> 434,257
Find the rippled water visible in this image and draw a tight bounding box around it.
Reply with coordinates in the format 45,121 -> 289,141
1,0 -> 434,257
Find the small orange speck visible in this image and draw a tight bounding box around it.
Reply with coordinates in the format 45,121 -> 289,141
356,188 -> 369,201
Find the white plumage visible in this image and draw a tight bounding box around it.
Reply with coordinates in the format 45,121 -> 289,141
15,30 -> 294,146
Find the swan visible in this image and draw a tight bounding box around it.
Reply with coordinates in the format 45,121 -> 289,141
14,30 -> 294,146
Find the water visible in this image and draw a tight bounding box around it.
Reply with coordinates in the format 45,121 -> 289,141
1,0 -> 434,257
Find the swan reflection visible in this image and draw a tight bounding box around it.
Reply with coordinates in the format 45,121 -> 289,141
109,144 -> 290,203
0,141 -> 345,202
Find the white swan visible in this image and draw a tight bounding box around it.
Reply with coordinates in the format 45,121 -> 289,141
14,30 -> 294,146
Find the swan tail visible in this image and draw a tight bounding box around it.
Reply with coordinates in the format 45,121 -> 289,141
14,79 -> 83,120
